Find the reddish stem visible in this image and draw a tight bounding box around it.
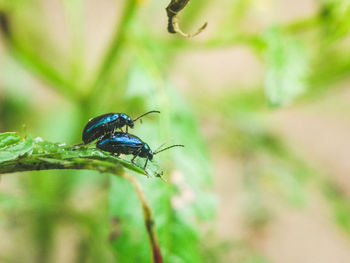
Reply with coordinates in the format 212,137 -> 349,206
122,174 -> 163,263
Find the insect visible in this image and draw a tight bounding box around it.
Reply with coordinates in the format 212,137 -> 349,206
96,132 -> 184,172
82,111 -> 160,144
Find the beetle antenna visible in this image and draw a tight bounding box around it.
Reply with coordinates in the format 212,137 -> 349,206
154,144 -> 184,155
153,138 -> 174,153
133,110 -> 160,122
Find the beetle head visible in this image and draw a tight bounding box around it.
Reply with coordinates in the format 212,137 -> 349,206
119,113 -> 134,128
143,143 -> 153,160
127,118 -> 134,128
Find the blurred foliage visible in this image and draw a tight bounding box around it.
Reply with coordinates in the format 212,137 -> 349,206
263,27 -> 309,107
1,0 -> 350,262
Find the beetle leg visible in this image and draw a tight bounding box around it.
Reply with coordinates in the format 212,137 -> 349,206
143,159 -> 151,178
131,146 -> 143,164
126,125 -> 129,133
131,155 -> 136,164
143,158 -> 149,170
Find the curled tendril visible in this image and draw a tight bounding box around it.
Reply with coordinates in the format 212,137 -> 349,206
166,0 -> 207,38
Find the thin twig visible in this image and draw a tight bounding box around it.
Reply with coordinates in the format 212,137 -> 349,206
171,15 -> 207,38
0,152 -> 162,262
166,0 -> 207,38
122,174 -> 163,263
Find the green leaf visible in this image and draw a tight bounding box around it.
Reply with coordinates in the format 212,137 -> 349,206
0,132 -> 21,148
263,27 -> 309,106
0,132 -> 164,178
320,0 -> 350,40
0,133 -> 33,162
109,61 -> 216,262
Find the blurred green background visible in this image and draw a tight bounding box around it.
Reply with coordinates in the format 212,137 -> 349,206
1,0 -> 350,262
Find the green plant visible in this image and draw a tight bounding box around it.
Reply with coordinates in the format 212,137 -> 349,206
1,0 -> 350,262
0,1 -> 214,262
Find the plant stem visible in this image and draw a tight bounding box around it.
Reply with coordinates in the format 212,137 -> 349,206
122,174 -> 163,263
0,153 -> 163,262
0,11 -> 76,99
9,44 -> 76,98
0,156 -> 124,175
87,0 -> 138,100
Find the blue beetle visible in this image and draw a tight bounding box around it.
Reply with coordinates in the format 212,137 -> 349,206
82,111 -> 160,144
96,132 -> 184,171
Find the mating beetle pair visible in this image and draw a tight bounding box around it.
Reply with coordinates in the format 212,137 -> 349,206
82,111 -> 183,173
82,111 -> 160,144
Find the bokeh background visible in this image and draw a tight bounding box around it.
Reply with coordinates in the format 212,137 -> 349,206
1,0 -> 350,262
